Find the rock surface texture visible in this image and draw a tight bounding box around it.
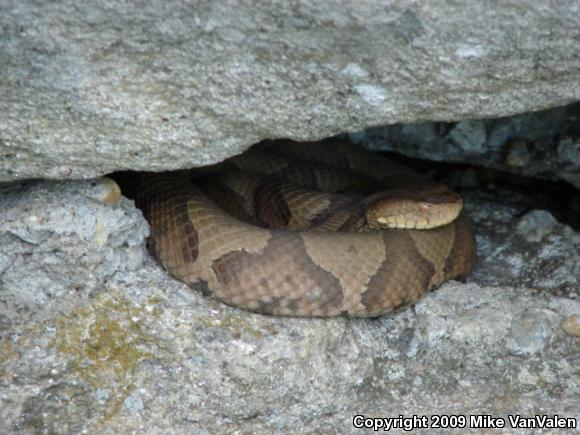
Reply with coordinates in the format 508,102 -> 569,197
349,103 -> 580,190
1,176 -> 579,433
1,0 -> 579,433
1,0 -> 580,181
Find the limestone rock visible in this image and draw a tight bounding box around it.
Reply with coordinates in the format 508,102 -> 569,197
1,1 -> 580,181
0,177 -> 148,329
1,175 -> 579,433
349,103 -> 580,189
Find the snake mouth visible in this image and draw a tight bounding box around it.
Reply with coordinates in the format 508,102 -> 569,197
365,184 -> 464,229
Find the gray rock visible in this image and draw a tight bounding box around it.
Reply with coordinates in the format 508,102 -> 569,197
505,309 -> 556,356
560,314 -> 580,337
1,0 -> 579,431
349,103 -> 580,189
472,204 -> 580,297
516,210 -> 559,243
448,120 -> 488,155
1,0 -> 580,181
1,174 -> 579,433
0,177 -> 148,330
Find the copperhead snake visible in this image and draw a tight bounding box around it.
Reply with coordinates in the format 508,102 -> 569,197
117,139 -> 476,317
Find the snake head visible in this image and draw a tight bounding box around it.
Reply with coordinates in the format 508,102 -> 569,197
364,183 -> 464,230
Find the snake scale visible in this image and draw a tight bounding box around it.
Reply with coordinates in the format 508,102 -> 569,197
118,139 -> 476,317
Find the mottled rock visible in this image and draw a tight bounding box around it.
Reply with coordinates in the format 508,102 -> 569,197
0,178 -> 148,330
1,176 -> 579,433
516,210 -> 559,243
1,1 -> 579,430
469,204 -> 580,296
560,314 -> 580,337
350,103 -> 580,189
1,1 -> 580,181
505,310 -> 556,356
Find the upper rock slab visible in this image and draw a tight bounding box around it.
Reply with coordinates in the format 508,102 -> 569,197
1,1 -> 579,181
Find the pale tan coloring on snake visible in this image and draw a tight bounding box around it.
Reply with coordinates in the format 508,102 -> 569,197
117,139 -> 476,317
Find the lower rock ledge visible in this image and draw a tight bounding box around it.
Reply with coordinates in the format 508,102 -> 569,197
0,173 -> 578,433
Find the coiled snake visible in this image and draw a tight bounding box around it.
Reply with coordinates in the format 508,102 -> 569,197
117,139 -> 476,317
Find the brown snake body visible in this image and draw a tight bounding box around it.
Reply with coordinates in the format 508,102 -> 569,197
119,139 -> 476,317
